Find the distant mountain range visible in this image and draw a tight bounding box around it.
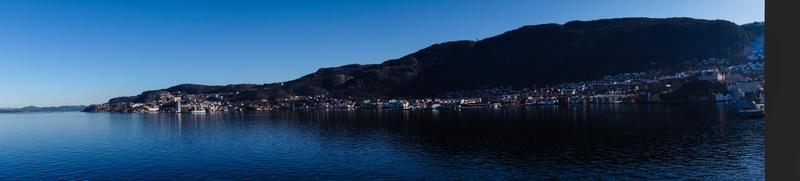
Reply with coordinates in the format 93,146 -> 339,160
0,105 -> 88,113
104,17 -> 764,104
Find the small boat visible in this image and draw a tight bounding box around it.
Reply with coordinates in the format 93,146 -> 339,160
524,99 -> 558,106
733,100 -> 765,118
190,108 -> 206,114
460,103 -> 489,109
382,101 -> 410,110
735,108 -> 764,118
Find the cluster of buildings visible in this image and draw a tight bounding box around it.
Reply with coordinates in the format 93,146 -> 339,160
87,59 -> 764,113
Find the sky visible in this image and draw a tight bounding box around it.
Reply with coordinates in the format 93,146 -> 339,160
0,0 -> 764,108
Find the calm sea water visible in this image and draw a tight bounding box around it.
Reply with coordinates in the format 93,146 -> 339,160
0,104 -> 763,179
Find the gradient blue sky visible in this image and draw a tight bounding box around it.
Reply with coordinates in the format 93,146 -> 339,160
0,0 -> 764,107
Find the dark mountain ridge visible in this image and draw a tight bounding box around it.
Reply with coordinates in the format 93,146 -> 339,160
106,17 -> 761,104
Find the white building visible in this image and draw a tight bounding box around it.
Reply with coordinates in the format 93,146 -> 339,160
175,97 -> 182,112
698,69 -> 725,82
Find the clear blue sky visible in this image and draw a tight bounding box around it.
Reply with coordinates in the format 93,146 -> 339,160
0,0 -> 763,108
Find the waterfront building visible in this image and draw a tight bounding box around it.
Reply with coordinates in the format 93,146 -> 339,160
175,97 -> 182,113
698,69 -> 725,82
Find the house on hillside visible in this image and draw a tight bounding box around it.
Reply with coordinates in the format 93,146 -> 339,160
698,69 -> 725,82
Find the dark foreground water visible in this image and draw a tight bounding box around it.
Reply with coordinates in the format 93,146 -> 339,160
0,104 -> 763,179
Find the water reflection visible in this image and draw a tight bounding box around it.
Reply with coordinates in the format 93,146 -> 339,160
0,104 -> 763,179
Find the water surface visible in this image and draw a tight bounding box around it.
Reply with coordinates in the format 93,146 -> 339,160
0,104 -> 764,179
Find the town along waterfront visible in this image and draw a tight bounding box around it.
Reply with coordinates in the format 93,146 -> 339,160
0,103 -> 763,179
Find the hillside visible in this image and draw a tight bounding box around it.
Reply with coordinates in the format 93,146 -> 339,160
105,17 -> 761,104
0,105 -> 88,113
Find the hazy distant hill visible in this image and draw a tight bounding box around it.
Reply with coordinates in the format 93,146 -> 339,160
106,17 -> 762,104
0,105 -> 88,113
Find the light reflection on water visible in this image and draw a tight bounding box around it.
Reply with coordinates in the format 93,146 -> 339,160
0,103 -> 763,179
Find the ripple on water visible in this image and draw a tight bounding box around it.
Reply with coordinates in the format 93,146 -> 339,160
0,105 -> 764,179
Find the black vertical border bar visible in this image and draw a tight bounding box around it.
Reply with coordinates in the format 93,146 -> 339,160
766,0 -> 800,179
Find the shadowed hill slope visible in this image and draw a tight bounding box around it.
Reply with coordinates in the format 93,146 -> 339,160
106,17 -> 761,104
